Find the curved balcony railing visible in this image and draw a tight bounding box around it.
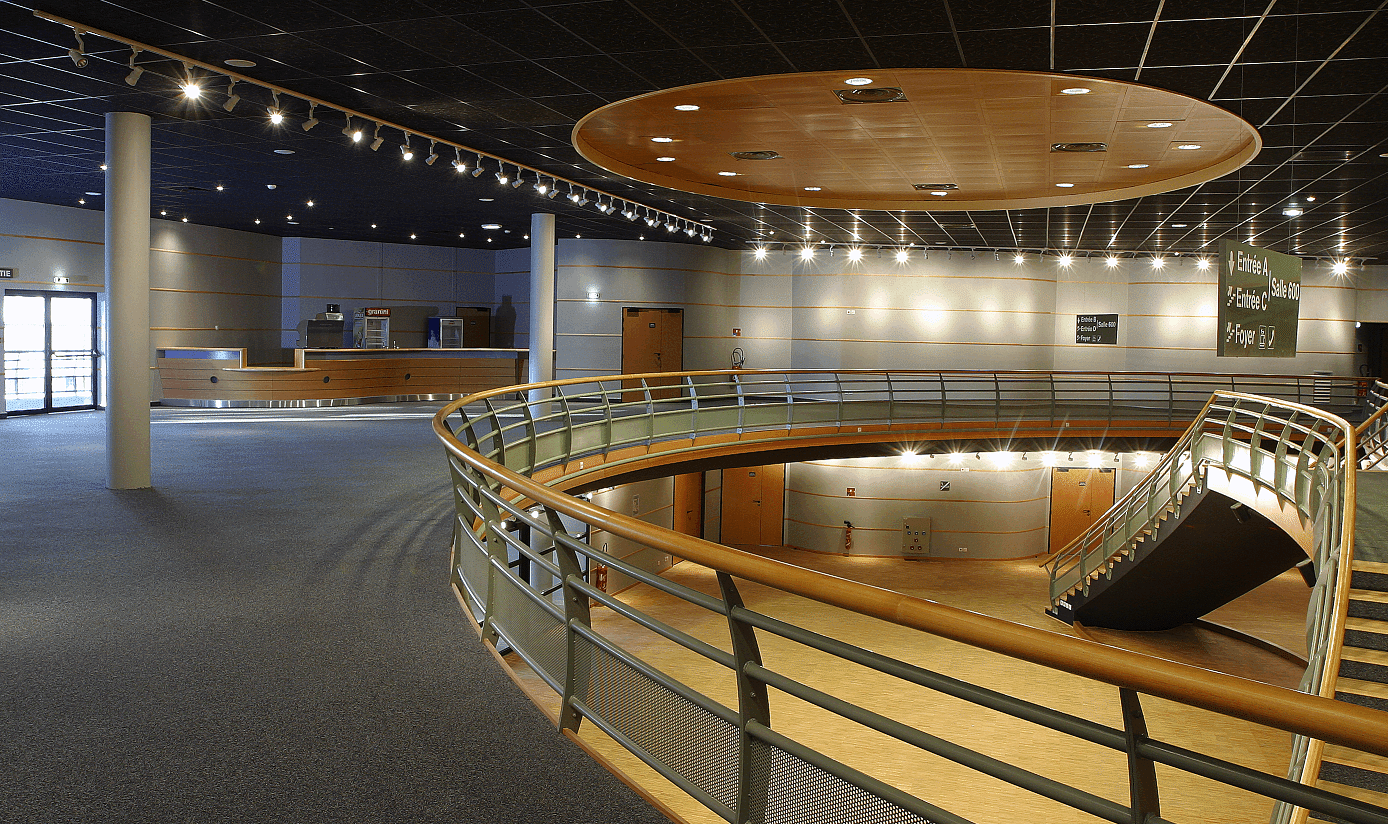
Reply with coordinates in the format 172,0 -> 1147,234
434,370 -> 1388,824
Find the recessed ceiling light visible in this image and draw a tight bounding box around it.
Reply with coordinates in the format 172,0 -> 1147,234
656,156 -> 676,162
1282,207 -> 1303,216
651,136 -> 674,143
274,149 -> 294,154
1170,223 -> 1187,227
1126,163 -> 1150,169
1060,87 -> 1090,95
478,198 -> 494,202
803,186 -> 822,191
1146,122 -> 1173,128
929,190 -> 949,196
674,104 -> 699,111
482,223 -> 501,229
718,171 -> 738,176
1055,182 -> 1075,188
1176,144 -> 1202,150
84,191 -> 100,196
224,59 -> 256,68
254,218 -> 261,224
844,77 -> 873,86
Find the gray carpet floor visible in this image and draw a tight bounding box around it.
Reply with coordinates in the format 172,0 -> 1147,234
0,404 -> 670,824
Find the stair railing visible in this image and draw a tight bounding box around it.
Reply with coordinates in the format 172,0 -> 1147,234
436,373 -> 1388,824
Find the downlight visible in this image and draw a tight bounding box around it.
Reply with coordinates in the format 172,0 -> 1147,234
729,150 -> 782,161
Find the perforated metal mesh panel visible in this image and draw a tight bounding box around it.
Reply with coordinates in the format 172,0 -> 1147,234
576,634 -> 740,810
493,570 -> 566,685
749,739 -> 947,824
456,529 -> 490,617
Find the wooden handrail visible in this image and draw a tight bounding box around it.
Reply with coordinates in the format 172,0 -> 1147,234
433,386 -> 1387,758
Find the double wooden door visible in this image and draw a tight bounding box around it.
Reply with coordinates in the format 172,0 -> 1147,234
1048,467 -> 1117,554
621,307 -> 683,399
721,464 -> 785,548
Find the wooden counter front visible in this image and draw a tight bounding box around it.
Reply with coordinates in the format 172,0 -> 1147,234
157,348 -> 528,406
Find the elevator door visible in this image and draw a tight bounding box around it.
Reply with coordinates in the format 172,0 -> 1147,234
721,464 -> 785,548
3,291 -> 98,414
621,307 -> 683,400
1048,467 -> 1117,555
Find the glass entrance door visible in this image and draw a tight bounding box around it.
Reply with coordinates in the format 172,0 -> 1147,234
3,291 -> 98,414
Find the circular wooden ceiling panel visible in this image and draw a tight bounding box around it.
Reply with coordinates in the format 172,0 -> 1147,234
573,69 -> 1261,212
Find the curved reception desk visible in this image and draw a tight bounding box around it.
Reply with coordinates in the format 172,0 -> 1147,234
156,347 -> 528,408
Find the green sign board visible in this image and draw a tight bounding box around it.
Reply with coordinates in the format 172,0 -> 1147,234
1217,240 -> 1301,358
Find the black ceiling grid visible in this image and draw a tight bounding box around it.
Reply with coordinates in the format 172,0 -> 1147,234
0,1 -> 1385,260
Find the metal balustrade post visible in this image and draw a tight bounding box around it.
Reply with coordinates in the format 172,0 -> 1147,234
1050,374 -> 1057,426
600,380 -> 614,450
887,373 -> 897,429
643,379 -> 655,446
784,373 -> 794,430
1120,688 -> 1162,824
994,373 -> 1002,424
476,488 -> 508,648
717,572 -> 771,824
686,375 -> 700,436
520,392 -> 539,474
548,508 -> 592,734
557,385 -> 574,465
735,373 -> 746,434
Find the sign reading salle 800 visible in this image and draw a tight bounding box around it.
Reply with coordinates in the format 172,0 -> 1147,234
1217,239 -> 1301,358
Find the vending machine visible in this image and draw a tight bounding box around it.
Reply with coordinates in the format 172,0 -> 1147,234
353,307 -> 391,348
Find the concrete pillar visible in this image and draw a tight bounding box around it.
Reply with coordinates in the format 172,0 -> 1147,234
104,112 -> 152,489
528,213 -> 556,404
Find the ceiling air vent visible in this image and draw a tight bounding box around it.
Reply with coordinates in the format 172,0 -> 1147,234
836,87 -> 907,104
912,183 -> 958,190
1293,149 -> 1354,163
729,150 -> 782,161
1051,142 -> 1108,153
163,184 -> 214,192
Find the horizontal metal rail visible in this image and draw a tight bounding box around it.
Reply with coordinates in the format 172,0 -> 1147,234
435,369 -> 1386,824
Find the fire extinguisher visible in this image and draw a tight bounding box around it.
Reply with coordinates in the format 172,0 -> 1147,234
592,563 -> 608,592
843,520 -> 853,554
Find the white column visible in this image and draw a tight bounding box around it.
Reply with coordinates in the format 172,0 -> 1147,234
528,213 -> 556,403
104,112 -> 152,489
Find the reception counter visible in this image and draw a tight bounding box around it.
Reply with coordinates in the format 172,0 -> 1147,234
156,347 -> 528,407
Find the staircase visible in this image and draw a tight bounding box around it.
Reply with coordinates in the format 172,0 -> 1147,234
1312,473 -> 1388,819
1049,479 -> 1307,631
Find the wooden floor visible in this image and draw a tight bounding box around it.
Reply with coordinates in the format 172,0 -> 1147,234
505,549 -> 1311,824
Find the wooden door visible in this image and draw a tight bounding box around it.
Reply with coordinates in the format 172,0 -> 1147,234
673,472 -> 704,538
721,464 -> 784,547
1048,467 -> 1117,554
621,308 -> 683,400
456,307 -> 491,348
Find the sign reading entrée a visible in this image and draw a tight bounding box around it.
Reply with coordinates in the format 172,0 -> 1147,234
1076,314 -> 1118,345
1218,240 -> 1300,358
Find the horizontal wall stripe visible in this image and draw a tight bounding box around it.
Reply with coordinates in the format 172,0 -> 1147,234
151,287 -> 280,299
556,332 -> 622,338
787,517 -> 1046,536
152,246 -> 278,266
0,231 -> 102,246
788,488 -> 1048,504
3,279 -> 103,289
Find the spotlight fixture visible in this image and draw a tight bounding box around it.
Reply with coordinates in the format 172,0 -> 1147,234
577,192 -> 591,207
400,134 -> 414,161
268,91 -> 284,125
124,47 -> 143,86
1057,253 -> 1073,266
1196,257 -> 1211,270
451,147 -> 466,173
896,249 -> 908,262
800,246 -> 815,260
847,247 -> 863,261
754,246 -> 768,260
1333,260 -> 1350,275
425,140 -> 438,165
370,123 -> 384,151
220,78 -> 239,111
68,29 -> 87,68
181,64 -> 202,99
546,186 -> 560,200
302,102 -> 318,131
1013,253 -> 1024,263
342,114 -> 359,141
510,170 -> 525,188
1151,256 -> 1165,269
496,166 -> 509,185
1105,255 -> 1120,267
471,154 -> 485,177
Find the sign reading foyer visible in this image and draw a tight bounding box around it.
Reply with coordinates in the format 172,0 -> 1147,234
1217,239 -> 1301,358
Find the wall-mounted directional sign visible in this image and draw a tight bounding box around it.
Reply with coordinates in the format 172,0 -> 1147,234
1217,240 -> 1301,358
0,267 -> 13,278
1076,314 -> 1118,345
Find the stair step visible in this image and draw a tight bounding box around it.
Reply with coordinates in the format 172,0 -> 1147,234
1335,678 -> 1388,713
1352,562 -> 1388,593
1340,648 -> 1388,684
1354,560 -> 1388,575
1349,593 -> 1388,622
1344,617 -> 1388,653
1314,779 -> 1388,814
1324,744 -> 1388,775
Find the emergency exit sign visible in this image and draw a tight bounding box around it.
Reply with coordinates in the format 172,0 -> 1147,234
0,267 -> 12,278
